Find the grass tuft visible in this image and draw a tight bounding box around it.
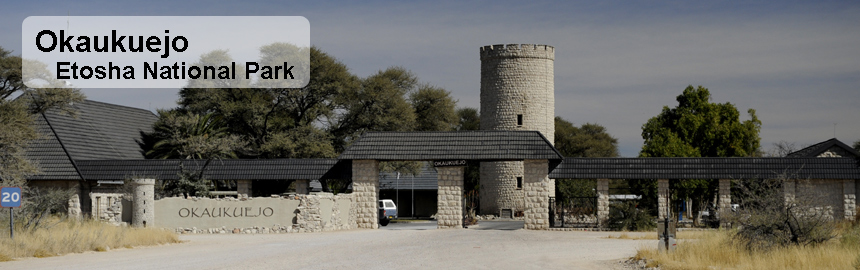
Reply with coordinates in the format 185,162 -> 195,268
0,218 -> 179,261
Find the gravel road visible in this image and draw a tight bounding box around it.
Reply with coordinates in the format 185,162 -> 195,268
2,222 -> 656,270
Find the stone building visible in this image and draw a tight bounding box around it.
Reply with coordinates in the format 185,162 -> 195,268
479,44 -> 555,216
24,100 -> 158,224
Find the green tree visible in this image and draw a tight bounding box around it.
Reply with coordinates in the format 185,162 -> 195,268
640,85 -> 761,158
410,85 -> 458,131
553,116 -> 619,200
456,107 -> 480,131
329,66 -> 417,152
175,47 -> 352,159
853,140 -> 859,152
637,85 -> 762,223
0,47 -> 85,186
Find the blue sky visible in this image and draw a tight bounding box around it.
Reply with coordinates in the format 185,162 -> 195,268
2,0 -> 859,157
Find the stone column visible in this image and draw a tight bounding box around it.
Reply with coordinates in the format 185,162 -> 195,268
352,160 -> 379,229
237,179 -> 252,198
718,179 -> 731,228
67,181 -> 82,220
845,179 -> 856,221
596,179 -> 609,227
437,166 -> 464,229
658,179 -> 670,220
132,178 -> 155,228
523,160 -> 550,230
295,179 -> 310,194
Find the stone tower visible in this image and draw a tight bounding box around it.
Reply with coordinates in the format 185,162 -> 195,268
132,178 -> 155,227
479,44 -> 555,215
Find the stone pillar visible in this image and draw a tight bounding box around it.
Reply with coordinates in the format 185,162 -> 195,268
718,179 -> 731,227
67,181 -> 82,220
658,179 -> 670,220
437,166 -> 464,229
845,179 -> 856,221
523,160 -> 550,230
132,178 -> 155,228
295,179 -> 310,194
596,179 -> 609,227
352,160 -> 379,229
237,179 -> 252,198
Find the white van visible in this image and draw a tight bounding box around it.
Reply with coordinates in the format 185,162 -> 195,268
378,199 -> 397,226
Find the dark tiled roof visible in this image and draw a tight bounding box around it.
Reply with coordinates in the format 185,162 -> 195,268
549,157 -> 860,179
76,159 -> 350,181
787,138 -> 860,158
339,131 -> 563,162
24,117 -> 81,180
26,100 -> 157,181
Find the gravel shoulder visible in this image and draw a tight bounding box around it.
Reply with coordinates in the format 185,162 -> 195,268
2,222 -> 657,270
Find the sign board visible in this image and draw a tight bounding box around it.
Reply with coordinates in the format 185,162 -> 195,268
433,160 -> 467,167
0,187 -> 22,208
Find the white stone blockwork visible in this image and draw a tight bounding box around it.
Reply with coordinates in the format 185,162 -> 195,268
132,178 -> 155,228
596,179 -> 609,226
352,160 -> 379,229
523,160 -> 550,230
658,179 -> 669,220
479,44 -> 555,215
437,166 -> 464,229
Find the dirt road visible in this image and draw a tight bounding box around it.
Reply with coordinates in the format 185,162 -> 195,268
2,222 -> 655,270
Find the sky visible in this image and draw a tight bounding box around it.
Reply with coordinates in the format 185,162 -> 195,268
2,0 -> 859,157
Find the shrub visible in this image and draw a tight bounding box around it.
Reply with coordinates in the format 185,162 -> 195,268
730,177 -> 834,251
607,201 -> 655,231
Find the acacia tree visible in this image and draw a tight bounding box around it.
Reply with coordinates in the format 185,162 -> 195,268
410,85 -> 458,132
0,47 -> 85,187
636,85 -> 762,222
554,117 -> 619,199
853,140 -> 859,152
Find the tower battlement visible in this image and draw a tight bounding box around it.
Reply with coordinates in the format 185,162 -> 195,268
480,44 -> 554,60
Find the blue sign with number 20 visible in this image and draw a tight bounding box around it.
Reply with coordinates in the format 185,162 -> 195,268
1,187 -> 22,208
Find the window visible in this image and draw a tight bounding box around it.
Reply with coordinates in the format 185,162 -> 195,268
516,177 -> 523,189
517,114 -> 523,126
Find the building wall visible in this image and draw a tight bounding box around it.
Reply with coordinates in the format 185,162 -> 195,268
795,179 -> 845,220
479,44 -> 555,215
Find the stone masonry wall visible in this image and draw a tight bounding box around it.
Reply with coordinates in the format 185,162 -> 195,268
479,44 -> 555,215
479,161 -> 523,215
437,166 -> 464,229
156,193 -> 353,234
90,192 -> 124,225
844,179 -> 856,221
658,179 -> 669,220
523,160 -> 550,230
596,179 -> 609,226
352,160 -> 379,229
237,180 -> 252,198
719,179 -> 731,227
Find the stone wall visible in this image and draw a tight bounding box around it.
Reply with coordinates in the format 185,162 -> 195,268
90,192 -> 124,225
237,180 -> 252,198
437,166 -> 464,229
844,179 -> 856,221
658,179 -> 669,220
479,44 -> 555,216
523,160 -> 550,230
479,161 -> 523,215
596,179 -> 609,226
352,160 -> 379,229
718,179 -> 731,227
154,193 -> 353,234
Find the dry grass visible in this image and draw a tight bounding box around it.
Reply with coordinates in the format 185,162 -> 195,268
606,230 -> 712,240
634,226 -> 860,270
0,218 -> 180,261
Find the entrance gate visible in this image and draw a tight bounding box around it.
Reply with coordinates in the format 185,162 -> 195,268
338,131 -> 563,230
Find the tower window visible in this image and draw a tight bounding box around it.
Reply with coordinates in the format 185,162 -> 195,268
517,177 -> 523,189
517,114 -> 523,126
